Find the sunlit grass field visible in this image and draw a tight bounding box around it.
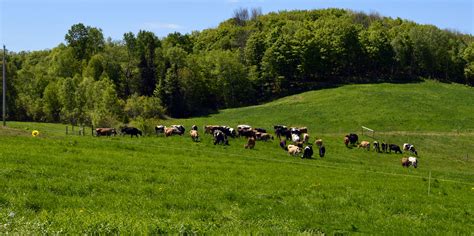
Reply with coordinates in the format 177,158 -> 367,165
1,80 -> 473,234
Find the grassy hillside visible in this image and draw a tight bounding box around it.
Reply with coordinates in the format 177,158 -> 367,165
0,81 -> 473,234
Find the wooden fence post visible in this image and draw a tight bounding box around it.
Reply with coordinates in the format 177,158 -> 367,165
428,171 -> 432,195
66,125 -> 68,135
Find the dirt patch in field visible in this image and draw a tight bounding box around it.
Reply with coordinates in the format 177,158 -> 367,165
0,126 -> 30,137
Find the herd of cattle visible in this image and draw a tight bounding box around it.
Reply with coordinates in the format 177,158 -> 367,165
344,133 -> 419,168
95,125 -> 419,168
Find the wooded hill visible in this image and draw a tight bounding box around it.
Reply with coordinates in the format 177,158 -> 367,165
1,8 -> 473,126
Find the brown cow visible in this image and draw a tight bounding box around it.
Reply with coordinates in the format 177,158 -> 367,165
245,137 -> 256,149
299,127 -> 308,134
95,128 -> 117,136
344,136 -> 350,147
358,141 -> 371,151
190,130 -> 199,142
165,127 -> 175,137
314,139 -> 323,147
287,145 -> 301,156
303,133 -> 310,143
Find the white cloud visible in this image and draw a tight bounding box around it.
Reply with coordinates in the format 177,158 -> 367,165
143,22 -> 183,30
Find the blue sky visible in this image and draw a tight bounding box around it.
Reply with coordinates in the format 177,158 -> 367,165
1,0 -> 473,52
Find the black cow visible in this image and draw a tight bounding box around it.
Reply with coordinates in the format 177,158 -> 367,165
121,127 -> 142,138
254,128 -> 267,133
237,125 -> 251,136
346,133 -> 359,145
213,130 -> 229,145
302,145 -> 313,159
280,139 -> 287,150
239,129 -> 256,138
381,142 -> 388,153
389,144 -> 402,154
274,125 -> 291,140
319,145 -> 326,157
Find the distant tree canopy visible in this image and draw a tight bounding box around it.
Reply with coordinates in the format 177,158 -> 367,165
1,8 -> 473,124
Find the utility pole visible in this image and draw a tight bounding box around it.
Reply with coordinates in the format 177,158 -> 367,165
2,45 -> 6,127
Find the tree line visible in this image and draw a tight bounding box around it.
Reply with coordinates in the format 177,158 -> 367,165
1,8 -> 473,127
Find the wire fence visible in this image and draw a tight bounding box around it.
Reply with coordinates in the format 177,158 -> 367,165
95,137 -> 473,186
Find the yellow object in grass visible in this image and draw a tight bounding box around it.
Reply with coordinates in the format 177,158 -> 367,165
32,130 -> 40,137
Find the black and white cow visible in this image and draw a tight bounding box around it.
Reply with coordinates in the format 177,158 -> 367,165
155,125 -> 165,135
403,143 -> 418,156
171,125 -> 185,135
302,145 -> 313,159
373,141 -> 380,153
213,130 -> 229,145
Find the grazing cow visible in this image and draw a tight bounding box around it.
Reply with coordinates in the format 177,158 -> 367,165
245,137 -> 256,149
213,130 -> 229,145
191,125 -> 198,131
403,143 -> 418,156
155,125 -> 165,135
228,128 -> 237,138
240,128 -> 257,138
358,141 -> 371,150
373,141 -> 381,153
171,125 -> 185,135
237,125 -> 252,137
346,133 -> 359,146
257,132 -> 273,141
291,133 -> 301,143
95,128 -> 117,136
299,127 -> 308,134
190,130 -> 199,142
344,136 -> 350,147
303,133 -> 310,143
217,126 -> 237,138
302,145 -> 313,159
389,144 -> 402,154
381,142 -> 388,153
314,139 -> 323,147
254,128 -> 267,133
121,127 -> 142,138
204,125 -> 217,134
287,145 -> 301,156
319,145 -> 326,157
401,157 -> 418,168
290,127 -> 301,136
164,127 -> 175,137
274,125 -> 290,140
280,139 -> 287,150
294,141 -> 305,148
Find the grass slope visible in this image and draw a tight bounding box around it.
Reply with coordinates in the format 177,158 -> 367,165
0,80 -> 473,234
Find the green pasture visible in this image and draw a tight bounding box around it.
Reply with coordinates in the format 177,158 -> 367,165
0,80 -> 473,234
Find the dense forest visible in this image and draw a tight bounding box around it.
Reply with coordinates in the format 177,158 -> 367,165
1,8 -> 473,127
